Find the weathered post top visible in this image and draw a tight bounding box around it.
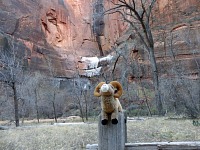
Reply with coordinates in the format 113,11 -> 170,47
98,112 -> 127,150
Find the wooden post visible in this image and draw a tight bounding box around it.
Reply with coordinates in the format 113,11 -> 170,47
98,112 -> 127,150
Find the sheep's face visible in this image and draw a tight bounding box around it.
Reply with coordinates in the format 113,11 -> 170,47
94,81 -> 123,98
100,83 -> 115,96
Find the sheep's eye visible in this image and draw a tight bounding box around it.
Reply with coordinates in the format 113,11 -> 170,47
114,89 -> 117,93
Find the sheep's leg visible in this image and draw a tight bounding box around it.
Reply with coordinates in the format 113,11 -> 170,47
118,104 -> 123,112
117,99 -> 123,112
101,111 -> 108,125
111,109 -> 118,124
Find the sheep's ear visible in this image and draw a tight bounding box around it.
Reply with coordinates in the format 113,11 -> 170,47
109,81 -> 123,98
94,82 -> 106,97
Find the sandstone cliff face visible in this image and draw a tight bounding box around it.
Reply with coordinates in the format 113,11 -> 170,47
109,0 -> 200,81
1,0 -> 71,77
0,0 -> 127,78
0,0 -> 90,78
0,0 -> 200,77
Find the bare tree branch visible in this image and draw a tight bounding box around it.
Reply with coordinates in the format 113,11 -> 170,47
104,0 -> 163,115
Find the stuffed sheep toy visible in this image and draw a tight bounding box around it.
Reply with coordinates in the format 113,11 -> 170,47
94,81 -> 123,125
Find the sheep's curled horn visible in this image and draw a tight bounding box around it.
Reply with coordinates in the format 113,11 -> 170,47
94,81 -> 123,98
110,81 -> 123,98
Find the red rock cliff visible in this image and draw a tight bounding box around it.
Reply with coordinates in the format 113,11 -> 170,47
0,0 -> 199,80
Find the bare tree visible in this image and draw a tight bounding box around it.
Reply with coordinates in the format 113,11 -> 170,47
0,41 -> 25,126
19,72 -> 45,123
72,78 -> 86,122
34,88 -> 40,123
45,57 -> 61,122
164,26 -> 200,118
71,78 -> 85,122
104,0 -> 163,115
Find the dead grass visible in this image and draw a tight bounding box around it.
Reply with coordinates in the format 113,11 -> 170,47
0,117 -> 199,150
0,123 -> 98,150
127,117 -> 200,143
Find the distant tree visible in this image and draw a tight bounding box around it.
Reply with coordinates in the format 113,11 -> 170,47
45,57 -> 61,123
0,40 -> 25,126
72,78 -> 85,122
105,0 -> 164,115
34,88 -> 40,122
166,26 -> 200,118
19,72 -> 45,123
50,81 -> 59,123
71,76 -> 95,122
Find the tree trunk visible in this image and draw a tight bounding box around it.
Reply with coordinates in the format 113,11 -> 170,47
78,97 -> 85,122
84,91 -> 88,121
52,92 -> 57,123
12,82 -> 19,127
34,88 -> 40,123
149,48 -> 164,115
140,80 -> 152,116
96,36 -> 104,56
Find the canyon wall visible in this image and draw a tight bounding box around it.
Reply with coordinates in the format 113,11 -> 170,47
0,0 -> 127,79
1,0 -> 199,79
0,0 -> 199,116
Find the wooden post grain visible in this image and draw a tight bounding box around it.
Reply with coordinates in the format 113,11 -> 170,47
98,112 -> 127,150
